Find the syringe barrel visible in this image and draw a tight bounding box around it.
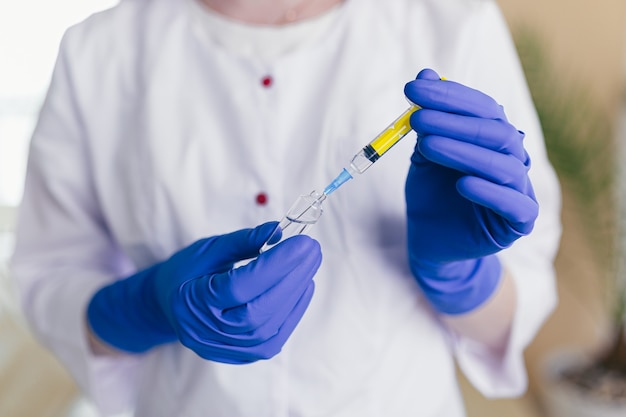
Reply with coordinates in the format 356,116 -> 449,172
348,105 -> 419,175
349,148 -> 375,174
366,105 -> 419,158
323,105 -> 420,195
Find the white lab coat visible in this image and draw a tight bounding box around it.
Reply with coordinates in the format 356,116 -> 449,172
11,0 -> 561,415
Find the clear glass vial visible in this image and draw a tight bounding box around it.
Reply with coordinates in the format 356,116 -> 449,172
260,190 -> 326,252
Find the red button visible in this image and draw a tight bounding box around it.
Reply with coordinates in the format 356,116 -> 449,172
256,192 -> 268,205
261,76 -> 273,88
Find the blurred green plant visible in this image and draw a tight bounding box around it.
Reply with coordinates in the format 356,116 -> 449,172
514,27 -> 626,376
515,28 -> 617,270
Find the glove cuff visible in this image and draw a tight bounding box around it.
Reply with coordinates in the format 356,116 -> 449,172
87,265 -> 177,353
410,255 -> 502,315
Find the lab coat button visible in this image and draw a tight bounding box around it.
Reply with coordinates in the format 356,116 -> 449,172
261,76 -> 273,88
256,192 -> 268,205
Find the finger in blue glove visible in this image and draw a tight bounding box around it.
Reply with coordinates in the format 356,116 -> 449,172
402,68 -> 538,314
88,222 -> 322,363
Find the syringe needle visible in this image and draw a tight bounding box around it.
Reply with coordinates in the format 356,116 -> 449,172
323,168 -> 353,195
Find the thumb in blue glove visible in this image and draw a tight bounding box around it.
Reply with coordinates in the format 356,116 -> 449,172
87,222 -> 322,364
403,68 -> 538,315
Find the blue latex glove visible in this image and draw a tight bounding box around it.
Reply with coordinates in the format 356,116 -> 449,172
88,222 -> 322,364
403,68 -> 538,315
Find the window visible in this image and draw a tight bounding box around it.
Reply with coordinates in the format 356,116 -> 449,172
0,0 -> 119,207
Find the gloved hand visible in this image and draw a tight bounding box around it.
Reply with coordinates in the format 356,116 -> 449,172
87,222 -> 322,364
403,68 -> 538,315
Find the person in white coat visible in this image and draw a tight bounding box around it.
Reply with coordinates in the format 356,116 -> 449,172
11,0 -> 562,416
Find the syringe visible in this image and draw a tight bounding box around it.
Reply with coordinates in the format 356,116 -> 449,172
323,104 -> 420,195
260,104 -> 420,252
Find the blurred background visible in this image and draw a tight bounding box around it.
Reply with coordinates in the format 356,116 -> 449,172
1,1 -> 626,416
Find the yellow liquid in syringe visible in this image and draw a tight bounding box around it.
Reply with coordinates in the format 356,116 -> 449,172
369,105 -> 418,156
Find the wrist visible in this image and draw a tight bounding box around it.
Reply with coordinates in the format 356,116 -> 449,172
87,264 -> 177,353
409,255 -> 502,315
86,319 -> 125,356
